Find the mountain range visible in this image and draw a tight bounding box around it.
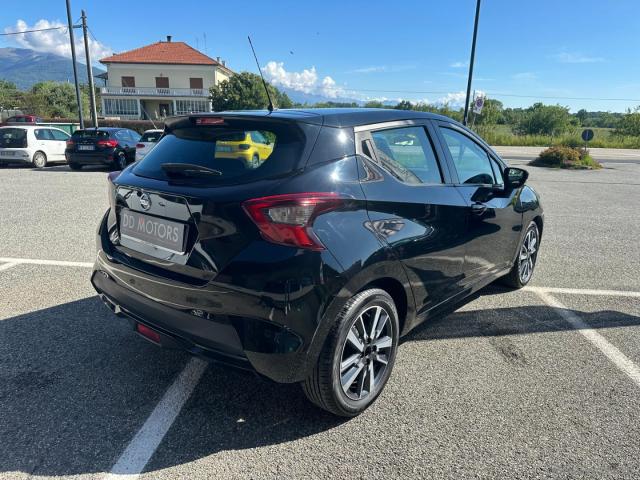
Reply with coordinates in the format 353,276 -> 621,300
0,47 -> 105,90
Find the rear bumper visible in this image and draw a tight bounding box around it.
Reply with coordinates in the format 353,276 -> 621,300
66,151 -> 114,165
90,208 -> 348,383
0,149 -> 31,163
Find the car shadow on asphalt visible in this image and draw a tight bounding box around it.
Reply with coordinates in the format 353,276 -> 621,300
1,293 -> 639,475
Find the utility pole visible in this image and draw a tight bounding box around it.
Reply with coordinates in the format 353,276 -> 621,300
81,10 -> 98,128
65,0 -> 84,128
463,0 -> 481,126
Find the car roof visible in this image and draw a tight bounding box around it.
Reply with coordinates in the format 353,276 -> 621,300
167,108 -> 459,129
0,125 -> 67,131
73,127 -> 125,133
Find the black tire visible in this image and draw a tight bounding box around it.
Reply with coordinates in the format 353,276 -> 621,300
500,221 -> 540,289
113,151 -> 127,171
32,151 -> 47,169
68,162 -> 82,171
302,288 -> 399,417
251,153 -> 260,167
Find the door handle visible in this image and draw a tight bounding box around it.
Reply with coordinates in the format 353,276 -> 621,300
471,203 -> 487,215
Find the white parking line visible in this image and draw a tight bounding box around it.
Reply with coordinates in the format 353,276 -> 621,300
103,358 -> 208,479
0,262 -> 18,272
534,290 -> 640,388
0,257 -> 93,268
525,286 -> 640,298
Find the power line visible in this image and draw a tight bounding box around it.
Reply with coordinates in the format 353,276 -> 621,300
0,25 -> 69,36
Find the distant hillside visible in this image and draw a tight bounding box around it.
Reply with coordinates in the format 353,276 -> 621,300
0,47 -> 105,90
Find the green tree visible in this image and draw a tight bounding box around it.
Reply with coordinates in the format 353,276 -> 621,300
614,106 -> 640,136
575,109 -> 588,126
515,103 -> 572,136
364,100 -> 385,109
475,99 -> 503,125
393,100 -> 414,110
209,72 -> 292,111
23,81 -> 91,119
0,80 -> 23,111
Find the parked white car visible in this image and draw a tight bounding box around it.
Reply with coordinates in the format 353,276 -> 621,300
0,125 -> 71,168
135,129 -> 163,162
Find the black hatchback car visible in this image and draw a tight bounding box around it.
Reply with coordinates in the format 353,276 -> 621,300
66,127 -> 141,170
91,109 -> 543,416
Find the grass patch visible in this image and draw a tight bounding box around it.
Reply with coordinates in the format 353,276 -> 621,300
474,125 -> 640,149
529,146 -> 603,169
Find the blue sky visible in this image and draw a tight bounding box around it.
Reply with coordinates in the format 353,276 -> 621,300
2,0 -> 639,111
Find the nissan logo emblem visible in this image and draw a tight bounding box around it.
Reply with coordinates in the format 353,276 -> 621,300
140,193 -> 151,210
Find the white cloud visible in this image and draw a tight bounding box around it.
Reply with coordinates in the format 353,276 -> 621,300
347,64 -> 417,74
552,52 -> 604,64
512,72 -> 537,80
262,61 -> 344,98
349,65 -> 387,74
4,19 -> 112,63
436,91 -> 467,107
450,61 -> 468,68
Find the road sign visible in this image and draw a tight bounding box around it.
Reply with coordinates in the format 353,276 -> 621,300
472,95 -> 485,114
582,129 -> 594,142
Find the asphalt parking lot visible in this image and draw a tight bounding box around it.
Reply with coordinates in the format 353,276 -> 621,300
1,149 -> 639,479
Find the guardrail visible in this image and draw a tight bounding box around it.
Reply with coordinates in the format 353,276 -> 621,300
100,86 -> 209,97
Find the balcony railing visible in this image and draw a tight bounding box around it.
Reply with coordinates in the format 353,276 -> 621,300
101,86 -> 209,97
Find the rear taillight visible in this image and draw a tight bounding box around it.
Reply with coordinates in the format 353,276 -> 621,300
242,193 -> 343,251
97,139 -> 118,148
238,144 -> 251,150
66,139 -> 74,148
136,143 -> 145,148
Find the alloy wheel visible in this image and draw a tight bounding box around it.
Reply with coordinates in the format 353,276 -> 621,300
339,305 -> 393,401
518,226 -> 538,284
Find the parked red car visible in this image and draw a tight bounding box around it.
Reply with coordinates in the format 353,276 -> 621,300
2,115 -> 44,125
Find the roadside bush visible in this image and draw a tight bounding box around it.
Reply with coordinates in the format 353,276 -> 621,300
530,146 -> 602,169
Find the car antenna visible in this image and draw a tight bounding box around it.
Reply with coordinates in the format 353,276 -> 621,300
248,35 -> 275,113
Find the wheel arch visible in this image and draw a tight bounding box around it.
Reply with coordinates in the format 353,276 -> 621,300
358,277 -> 410,336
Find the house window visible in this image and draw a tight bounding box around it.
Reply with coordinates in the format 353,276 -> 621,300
121,76 -> 135,87
104,98 -> 138,116
175,100 -> 209,115
155,77 -> 169,88
189,78 -> 204,89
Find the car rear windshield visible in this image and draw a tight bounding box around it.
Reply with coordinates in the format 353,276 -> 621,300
72,130 -> 111,139
140,131 -> 162,143
0,128 -> 27,148
133,120 -> 305,185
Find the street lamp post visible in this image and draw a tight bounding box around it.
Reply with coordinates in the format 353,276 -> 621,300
463,0 -> 482,126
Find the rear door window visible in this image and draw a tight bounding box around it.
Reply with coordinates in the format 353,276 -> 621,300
140,131 -> 162,143
72,130 -> 110,139
439,127 -> 495,185
133,120 -> 304,185
369,126 -> 442,184
0,128 -> 27,148
35,129 -> 54,141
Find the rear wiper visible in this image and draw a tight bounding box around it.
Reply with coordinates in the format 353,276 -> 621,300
161,163 -> 222,177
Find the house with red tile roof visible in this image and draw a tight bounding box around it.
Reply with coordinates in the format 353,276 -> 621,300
98,36 -> 233,120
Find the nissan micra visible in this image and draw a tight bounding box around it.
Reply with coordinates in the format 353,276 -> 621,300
92,109 -> 543,416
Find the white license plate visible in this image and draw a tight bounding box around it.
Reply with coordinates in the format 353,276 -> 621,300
119,209 -> 186,254
216,145 -> 232,152
0,151 -> 15,156
78,145 -> 95,151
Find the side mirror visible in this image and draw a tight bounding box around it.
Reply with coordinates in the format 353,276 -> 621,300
504,167 -> 528,190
